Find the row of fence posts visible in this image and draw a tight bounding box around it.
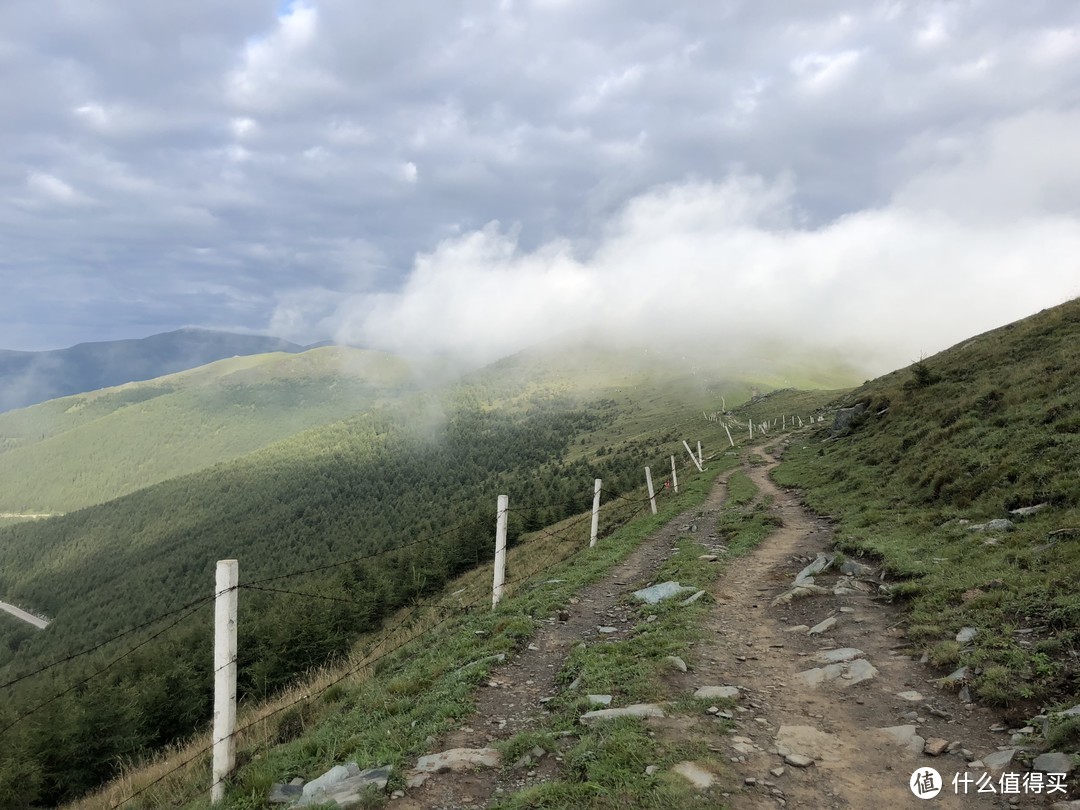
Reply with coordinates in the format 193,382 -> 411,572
205,434 -> 735,801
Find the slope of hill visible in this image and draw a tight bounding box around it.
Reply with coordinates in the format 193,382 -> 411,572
0,343 -> 860,806
0,328 -> 307,413
0,346 -> 426,518
771,298 -> 1080,713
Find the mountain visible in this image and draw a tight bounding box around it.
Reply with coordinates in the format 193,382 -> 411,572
0,346 -> 426,520
0,328 -> 309,413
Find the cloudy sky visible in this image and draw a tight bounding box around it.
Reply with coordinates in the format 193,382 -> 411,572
3,0 -> 1079,371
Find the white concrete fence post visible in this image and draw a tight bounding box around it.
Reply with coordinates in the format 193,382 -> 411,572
682,440 -> 704,472
492,495 -> 508,608
645,467 -> 657,515
697,441 -> 704,468
212,559 -> 238,805
670,455 -> 679,494
724,423 -> 735,447
589,479 -> 602,548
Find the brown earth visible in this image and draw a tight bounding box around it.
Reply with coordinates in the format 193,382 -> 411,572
392,449 -> 1075,809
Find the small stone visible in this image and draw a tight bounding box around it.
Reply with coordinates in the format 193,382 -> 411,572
268,784 -> 303,804
707,706 -> 720,715
694,685 -> 740,700
955,627 -> 978,643
528,643 -> 540,651
785,625 -> 810,634
580,704 -> 665,724
414,748 -> 501,773
645,765 -> 659,776
896,690 -> 924,702
666,655 -> 688,672
587,694 -> 613,706
839,607 -> 855,613
698,554 -> 719,561
597,626 -> 618,634
784,754 -> 814,768
744,777 -> 757,786
923,738 -> 949,757
808,617 -> 837,635
771,767 -> 786,777
390,790 -> 404,799
1033,752 -> 1074,775
982,748 -> 1016,773
681,590 -> 707,606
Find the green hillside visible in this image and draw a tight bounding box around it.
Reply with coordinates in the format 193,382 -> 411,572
0,346 -> 422,519
771,298 -> 1080,715
0,349 -> 803,806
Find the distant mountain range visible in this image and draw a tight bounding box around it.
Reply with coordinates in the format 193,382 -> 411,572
0,328 -> 309,412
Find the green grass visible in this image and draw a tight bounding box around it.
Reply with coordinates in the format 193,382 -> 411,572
772,298 -> 1080,713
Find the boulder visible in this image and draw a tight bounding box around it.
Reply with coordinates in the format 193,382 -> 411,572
831,404 -> 867,435
296,765 -> 392,808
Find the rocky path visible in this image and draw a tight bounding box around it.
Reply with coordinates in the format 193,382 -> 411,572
380,449 -> 1076,809
0,600 -> 48,629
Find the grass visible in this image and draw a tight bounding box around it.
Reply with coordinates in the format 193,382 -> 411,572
771,298 -> 1080,716
71,444 -> 740,809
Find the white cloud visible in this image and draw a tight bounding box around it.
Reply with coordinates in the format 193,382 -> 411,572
790,49 -> 862,92
25,171 -> 90,205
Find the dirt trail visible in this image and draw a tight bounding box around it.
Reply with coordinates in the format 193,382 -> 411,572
396,472 -> 736,809
0,600 -> 48,629
394,451 -> 1068,808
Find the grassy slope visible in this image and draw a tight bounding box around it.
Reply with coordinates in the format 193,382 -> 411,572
772,298 -> 1080,716
0,346 -> 421,516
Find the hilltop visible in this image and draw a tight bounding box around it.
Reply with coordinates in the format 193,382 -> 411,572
0,328 -> 309,413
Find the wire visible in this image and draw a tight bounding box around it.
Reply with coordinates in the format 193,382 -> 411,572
0,594 -> 215,691
0,597 -> 216,739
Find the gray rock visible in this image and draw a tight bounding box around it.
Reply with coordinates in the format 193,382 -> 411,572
1009,503 -> 1049,517
784,754 -> 814,768
1033,752 -> 1074,775
587,694 -> 613,706
968,519 -> 1016,533
414,748 -> 501,773
645,765 -> 659,776
269,783 -> 303,804
1057,704 -> 1080,718
938,665 -> 970,686
771,767 -> 786,777
794,554 -> 835,586
775,725 -> 843,763
785,624 -> 810,634
672,761 -> 715,789
878,725 -> 926,755
301,764 -> 359,799
597,626 -> 618,634
812,648 -> 863,664
666,655 -> 688,672
808,617 -> 837,635
896,690 -> 925,702
956,627 -> 978,643
982,749 -> 1016,773
694,686 -> 740,700
958,686 -> 972,703
632,581 -> 695,604
839,560 -> 873,576
681,590 -> 707,605
296,765 -> 393,808
580,703 -> 665,724
831,404 -> 867,435
771,584 -> 831,606
840,659 -> 879,685
698,554 -> 719,561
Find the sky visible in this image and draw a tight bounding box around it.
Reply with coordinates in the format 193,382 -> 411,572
2,0 -> 1080,372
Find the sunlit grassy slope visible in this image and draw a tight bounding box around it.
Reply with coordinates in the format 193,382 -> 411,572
0,346 -> 424,517
772,298 -> 1080,713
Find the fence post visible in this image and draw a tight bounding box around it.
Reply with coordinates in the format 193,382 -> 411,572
670,455 -> 678,494
697,441 -> 704,467
492,495 -> 508,608
682,440 -> 703,472
723,423 -> 734,447
645,467 -> 657,515
212,559 -> 238,804
589,479 -> 601,547
748,419 -> 753,439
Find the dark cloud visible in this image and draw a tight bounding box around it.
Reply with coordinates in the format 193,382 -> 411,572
2,0 -> 1079,365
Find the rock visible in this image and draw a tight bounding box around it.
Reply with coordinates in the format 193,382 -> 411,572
938,665 -> 970,686
580,703 -> 665,724
744,777 -> 757,786
794,554 -> 835,586
784,754 -> 814,768
958,686 -> 972,703
967,519 -> 1016,533
839,606 -> 856,613
413,748 -> 501,773
301,764 -> 359,799
839,560 -> 873,576
923,738 -> 949,756
597,626 -> 618,634
771,584 -> 831,606
775,725 -> 843,764
1057,704 -> 1080,718
808,617 -> 837,635
796,667 -> 833,688
771,767 -> 786,777
297,765 -> 393,808
812,648 -> 863,664
878,725 -> 926,755
831,404 -> 867,435
1051,802 -> 1080,810
632,581 -> 695,604
694,686 -> 740,700
982,749 -> 1016,773
896,690 -> 925,702
698,554 -> 719,561
645,765 -> 659,776
956,627 -> 978,643
681,590 -> 707,606
785,625 -> 810,633
840,659 -> 878,685
406,773 -> 430,789
666,655 -> 688,672
672,761 -> 716,789
1033,752 -> 1074,775
269,783 -> 303,804
587,694 -> 613,706
1009,503 -> 1049,517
